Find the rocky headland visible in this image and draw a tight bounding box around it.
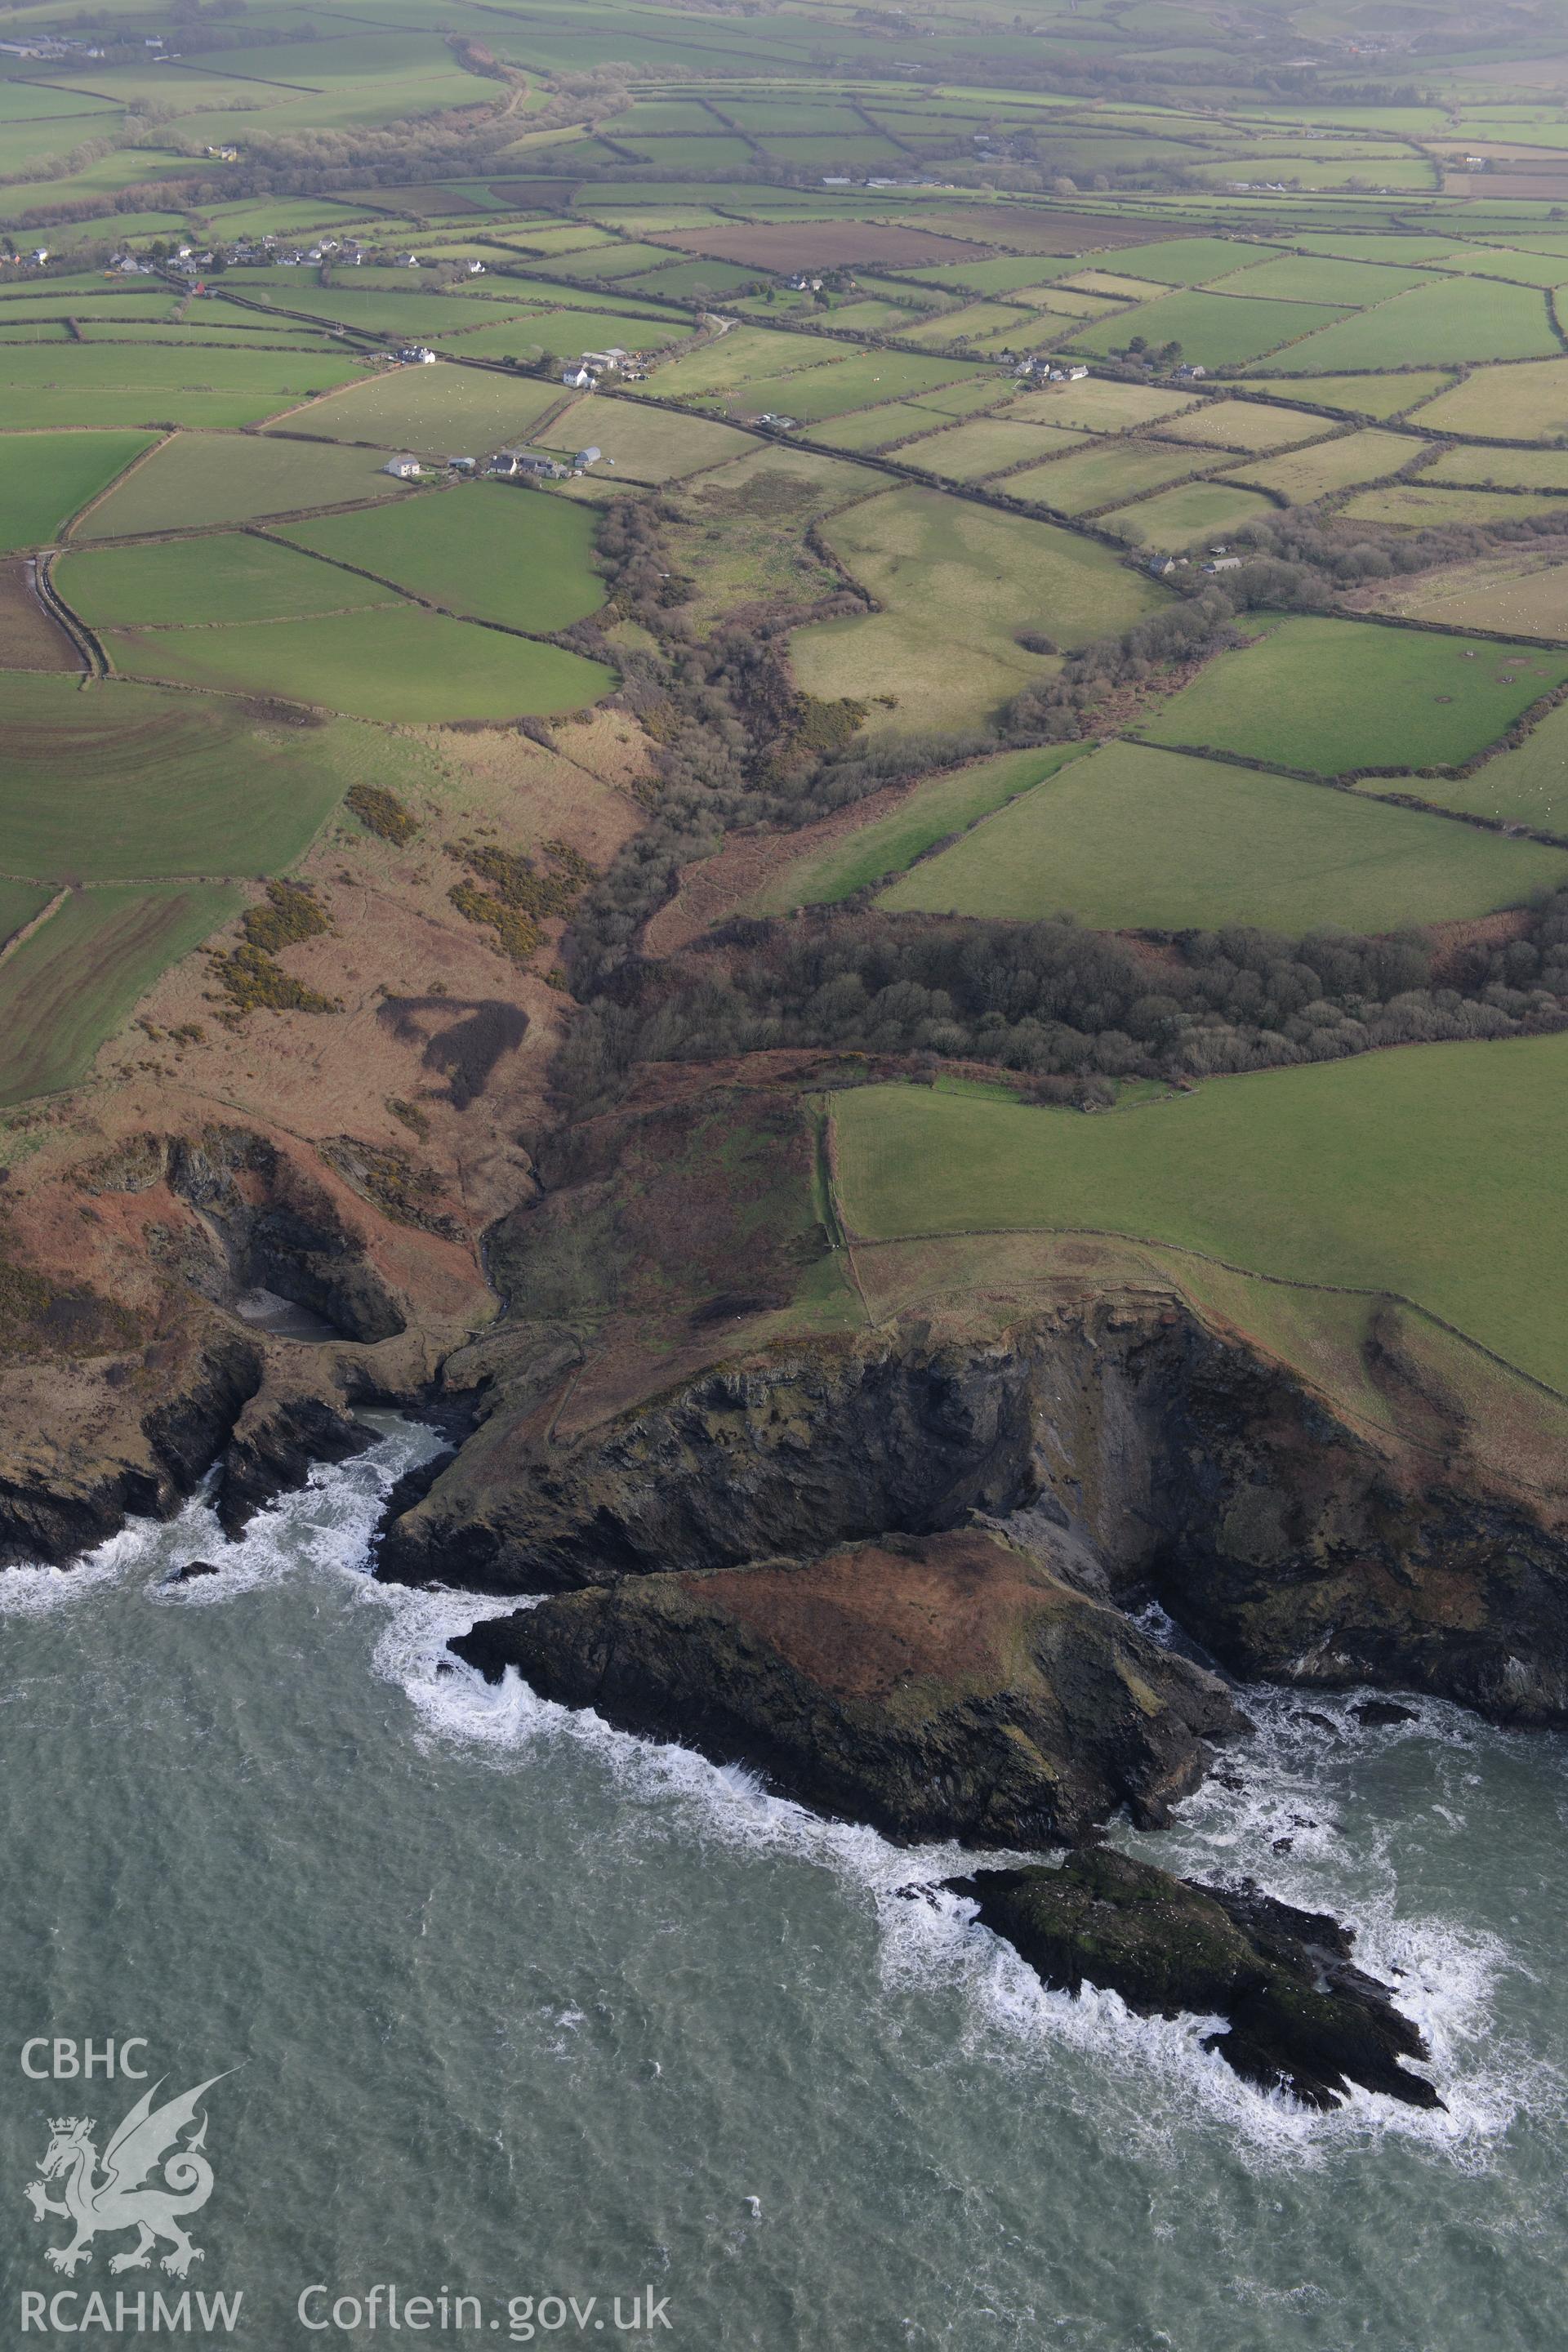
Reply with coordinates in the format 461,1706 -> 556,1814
6,1067 -> 1568,2109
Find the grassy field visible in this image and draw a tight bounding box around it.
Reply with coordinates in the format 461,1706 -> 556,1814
0,344 -> 368,430
875,737 -> 1567,930
1379,700 -> 1568,833
999,381 -> 1200,433
60,533 -> 398,628
1148,399 -> 1328,452
281,366 -> 569,452
1009,436 -> 1219,514
1230,426 -> 1413,502
790,484 -> 1164,733
1102,479 -> 1277,550
1241,370 -> 1457,416
74,431 -> 416,537
0,432 -> 156,552
1424,446 -> 1568,492
1272,278 -> 1560,372
1339,483 -> 1551,529
751,744 -> 1093,911
895,416 -> 1089,480
0,880 -> 56,942
536,396 -> 754,481
715,353 -> 991,424
0,883 -> 241,1106
1359,546 -> 1568,641
1201,252 -> 1432,305
831,1036 -> 1568,1392
802,401 -> 958,452
283,483 -> 606,634
1097,235 -> 1286,284
1139,614 -> 1568,773
0,672 -> 365,880
1414,359 -> 1568,439
894,301 -> 1040,350
105,604 -> 615,724
1071,290 -> 1348,369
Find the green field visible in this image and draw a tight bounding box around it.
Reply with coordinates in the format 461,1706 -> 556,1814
0,883 -> 241,1106
875,737 -> 1567,930
0,431 -> 156,552
752,745 -> 1093,911
60,533 -> 399,628
831,1039 -> 1568,1392
104,604 -> 615,724
1202,253 -> 1432,305
278,365 -> 569,452
1140,614 -> 1568,773
1424,446 -> 1568,492
1414,359 -> 1568,440
1102,479 -> 1277,550
1241,370 -> 1457,417
0,880 -> 56,942
74,431 -> 416,537
1009,436 -> 1219,514
1071,291 -> 1348,369
1272,278 -> 1560,372
0,344 -> 368,430
536,397 -> 754,481
1384,700 -> 1568,833
1148,399 -> 1327,452
791,485 -> 1164,733
435,310 -> 689,362
719,354 -> 991,424
1097,236 -> 1286,285
282,483 -> 606,633
896,416 -> 1089,481
1000,381 -> 1201,433
1339,483 -> 1551,529
0,672 -> 364,880
1231,426 -> 1413,503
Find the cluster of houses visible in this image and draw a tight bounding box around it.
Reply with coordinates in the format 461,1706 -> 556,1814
1147,546 -> 1243,578
559,346 -> 648,389
486,443 -> 606,480
381,446 -> 609,483
1013,357 -> 1090,385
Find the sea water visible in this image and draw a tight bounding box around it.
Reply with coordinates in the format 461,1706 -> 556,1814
2,1421 -> 1564,2351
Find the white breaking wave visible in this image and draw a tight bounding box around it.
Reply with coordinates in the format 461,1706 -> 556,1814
7,1421 -> 1561,2166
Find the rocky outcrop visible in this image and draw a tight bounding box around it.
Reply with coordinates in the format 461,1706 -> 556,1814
0,1334 -> 262,1566
943,1850 -> 1440,2112
452,1529 -> 1248,1846
394,1302 -> 1568,1726
215,1389 -> 375,1538
81,1126 -> 409,1343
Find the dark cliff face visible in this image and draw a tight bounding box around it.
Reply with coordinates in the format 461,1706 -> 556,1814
395,1301 -> 1568,1727
452,1529 -> 1250,1848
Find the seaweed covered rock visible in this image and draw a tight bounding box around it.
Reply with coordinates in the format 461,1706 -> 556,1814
450,1529 -> 1247,1846
945,1849 -> 1441,2111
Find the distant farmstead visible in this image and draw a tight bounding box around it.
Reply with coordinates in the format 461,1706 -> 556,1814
383,455 -> 421,479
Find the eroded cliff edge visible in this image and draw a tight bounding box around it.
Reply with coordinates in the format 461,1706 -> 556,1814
389,1295 -> 1568,1730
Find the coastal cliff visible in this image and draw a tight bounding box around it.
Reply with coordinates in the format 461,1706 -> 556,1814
388,1300 -> 1568,1729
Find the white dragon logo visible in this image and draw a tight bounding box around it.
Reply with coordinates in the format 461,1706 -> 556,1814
24,2075 -> 226,2279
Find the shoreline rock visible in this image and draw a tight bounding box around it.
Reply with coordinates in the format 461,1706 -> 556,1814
942,1850 -> 1441,2112
450,1528 -> 1250,1847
